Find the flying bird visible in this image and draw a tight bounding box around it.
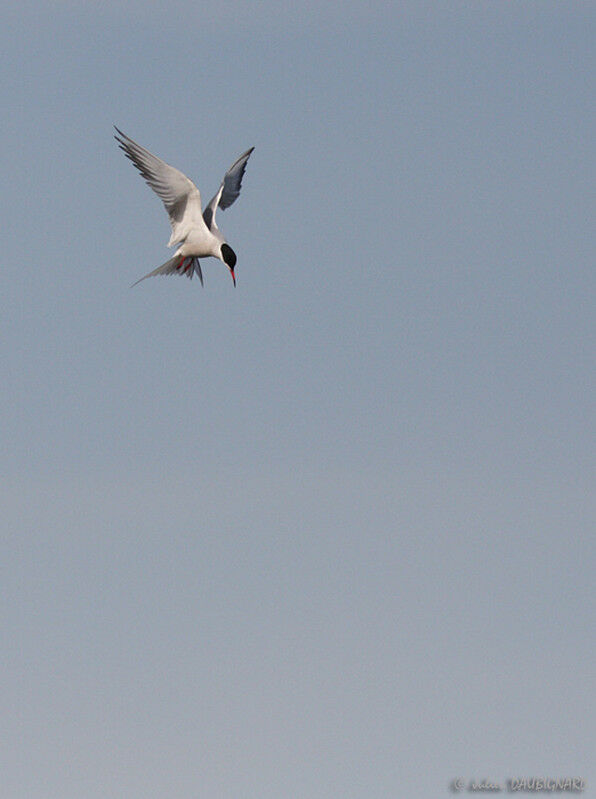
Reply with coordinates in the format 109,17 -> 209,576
114,127 -> 254,287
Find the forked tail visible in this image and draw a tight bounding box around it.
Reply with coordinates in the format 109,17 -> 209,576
131,255 -> 203,287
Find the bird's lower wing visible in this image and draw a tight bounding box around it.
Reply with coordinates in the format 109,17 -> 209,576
203,146 -> 254,230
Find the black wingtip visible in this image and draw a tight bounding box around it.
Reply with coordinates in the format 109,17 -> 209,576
113,126 -> 131,146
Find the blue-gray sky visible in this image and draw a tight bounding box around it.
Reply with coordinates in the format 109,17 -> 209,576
1,2 -> 594,797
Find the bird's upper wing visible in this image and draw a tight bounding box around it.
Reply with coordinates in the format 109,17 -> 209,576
203,147 -> 254,231
114,127 -> 205,244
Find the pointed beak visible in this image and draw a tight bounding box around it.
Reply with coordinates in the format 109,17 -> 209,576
230,268 -> 236,287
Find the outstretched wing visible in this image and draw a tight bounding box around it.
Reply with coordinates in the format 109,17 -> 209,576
203,147 -> 254,231
114,127 -> 205,245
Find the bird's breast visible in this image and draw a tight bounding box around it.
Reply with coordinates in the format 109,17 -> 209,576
179,228 -> 221,258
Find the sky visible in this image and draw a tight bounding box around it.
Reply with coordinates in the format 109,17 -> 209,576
0,1 -> 594,797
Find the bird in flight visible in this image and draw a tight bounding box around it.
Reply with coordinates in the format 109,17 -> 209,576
114,127 -> 254,287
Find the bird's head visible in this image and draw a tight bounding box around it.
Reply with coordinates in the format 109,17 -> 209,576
220,243 -> 237,286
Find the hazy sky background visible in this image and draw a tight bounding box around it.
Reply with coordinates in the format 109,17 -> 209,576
1,1 -> 594,797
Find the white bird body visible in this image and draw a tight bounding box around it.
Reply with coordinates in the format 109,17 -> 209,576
176,228 -> 221,259
171,212 -> 219,258
114,128 -> 254,286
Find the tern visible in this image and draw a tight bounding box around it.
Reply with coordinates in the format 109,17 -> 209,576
114,127 -> 254,287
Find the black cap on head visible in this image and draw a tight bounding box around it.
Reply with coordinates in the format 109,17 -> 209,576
221,243 -> 237,270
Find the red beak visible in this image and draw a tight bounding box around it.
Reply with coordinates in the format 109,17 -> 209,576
230,268 -> 236,287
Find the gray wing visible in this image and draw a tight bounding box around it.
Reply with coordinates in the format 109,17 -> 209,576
114,127 -> 201,229
203,147 -> 254,231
